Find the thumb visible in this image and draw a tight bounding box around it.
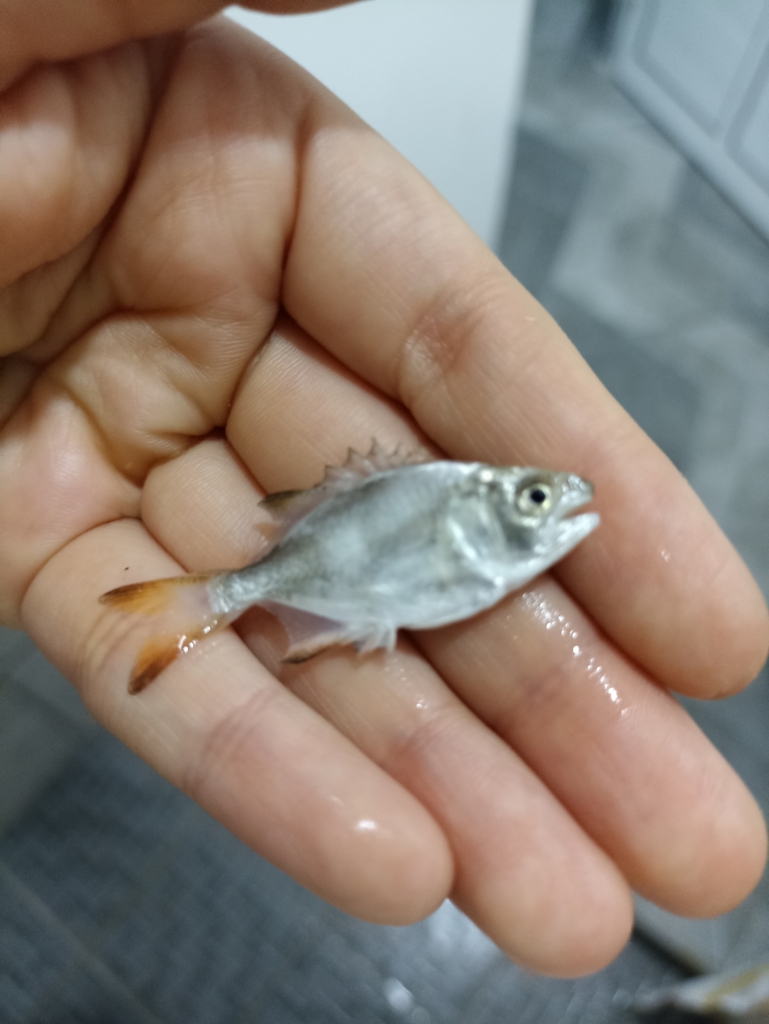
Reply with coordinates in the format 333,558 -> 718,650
0,0 -> 356,89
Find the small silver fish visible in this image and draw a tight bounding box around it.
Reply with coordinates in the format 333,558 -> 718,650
635,962 -> 769,1017
101,445 -> 599,692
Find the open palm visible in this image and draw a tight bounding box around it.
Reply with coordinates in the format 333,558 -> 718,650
2,2 -> 768,978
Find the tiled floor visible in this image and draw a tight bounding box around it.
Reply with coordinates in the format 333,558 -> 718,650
3,0 -> 769,1021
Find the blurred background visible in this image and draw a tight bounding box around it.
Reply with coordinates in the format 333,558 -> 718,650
2,0 -> 769,1020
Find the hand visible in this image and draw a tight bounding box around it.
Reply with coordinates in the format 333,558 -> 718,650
2,1 -> 767,978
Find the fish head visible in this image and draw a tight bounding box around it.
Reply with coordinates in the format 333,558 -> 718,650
476,466 -> 600,573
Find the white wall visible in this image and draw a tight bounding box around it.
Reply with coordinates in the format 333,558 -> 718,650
226,1 -> 533,248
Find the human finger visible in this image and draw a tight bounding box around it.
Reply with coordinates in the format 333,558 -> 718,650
277,98 -> 769,697
418,582 -> 767,918
141,436 -> 633,977
0,0 -> 355,89
224,317 -> 766,919
21,516 -> 454,925
0,21 -> 302,625
0,42 -> 163,357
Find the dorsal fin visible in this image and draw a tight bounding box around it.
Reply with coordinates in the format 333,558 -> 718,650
326,439 -> 429,484
257,440 -> 430,546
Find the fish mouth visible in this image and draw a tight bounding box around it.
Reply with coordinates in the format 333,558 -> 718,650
558,474 -> 595,516
551,476 -> 599,553
555,510 -> 600,548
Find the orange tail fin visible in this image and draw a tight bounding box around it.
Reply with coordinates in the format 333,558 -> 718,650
100,572 -> 230,694
100,573 -> 217,615
128,620 -> 224,694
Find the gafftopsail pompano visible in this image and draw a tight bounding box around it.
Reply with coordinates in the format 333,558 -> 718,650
101,444 -> 599,693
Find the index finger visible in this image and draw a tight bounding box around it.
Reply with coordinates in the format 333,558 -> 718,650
280,110 -> 769,698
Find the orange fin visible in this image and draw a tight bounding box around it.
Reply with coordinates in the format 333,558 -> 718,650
128,616 -> 225,694
100,571 -> 230,693
100,573 -> 217,615
130,635 -> 186,693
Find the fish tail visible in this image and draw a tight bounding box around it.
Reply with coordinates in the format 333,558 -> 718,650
128,619 -> 224,694
99,573 -> 217,615
100,572 -> 231,693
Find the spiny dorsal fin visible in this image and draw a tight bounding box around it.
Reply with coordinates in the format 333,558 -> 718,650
258,440 -> 430,544
321,439 -> 429,485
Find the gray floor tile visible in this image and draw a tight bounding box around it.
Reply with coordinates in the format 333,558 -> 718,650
0,733 -> 188,942
7,646 -> 95,731
0,683 -> 90,835
304,901 -> 501,1024
461,933 -> 690,1024
499,129 -> 589,297
245,1005 -> 307,1024
0,865 -> 79,1023
97,810 -> 322,1024
0,627 -> 36,672
0,629 -> 97,836
29,955 -> 163,1024
530,0 -> 595,63
256,935 -> 393,1024
727,443 -> 769,598
659,166 -> 769,332
537,290 -> 699,472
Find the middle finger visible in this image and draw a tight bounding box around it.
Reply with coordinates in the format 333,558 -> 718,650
143,362 -> 632,978
221,317 -> 765,918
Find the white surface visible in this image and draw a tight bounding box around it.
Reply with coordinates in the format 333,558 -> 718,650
613,0 -> 769,240
226,1 -> 533,248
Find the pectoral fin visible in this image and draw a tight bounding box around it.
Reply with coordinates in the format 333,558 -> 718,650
261,602 -> 397,663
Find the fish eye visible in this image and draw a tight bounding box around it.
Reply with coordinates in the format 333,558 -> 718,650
516,480 -> 554,516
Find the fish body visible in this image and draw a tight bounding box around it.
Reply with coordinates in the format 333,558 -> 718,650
101,447 -> 599,692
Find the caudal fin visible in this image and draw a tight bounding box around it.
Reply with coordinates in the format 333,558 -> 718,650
100,572 -> 230,693
127,621 -> 225,694
100,573 -> 217,615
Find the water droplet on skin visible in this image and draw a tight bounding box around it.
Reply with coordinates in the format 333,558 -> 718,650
524,591 -> 629,716
326,796 -> 383,835
378,656 -> 433,714
355,819 -> 377,832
